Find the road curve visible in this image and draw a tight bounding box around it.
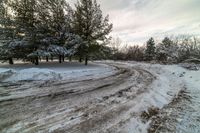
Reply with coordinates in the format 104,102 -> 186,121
0,62 -> 156,133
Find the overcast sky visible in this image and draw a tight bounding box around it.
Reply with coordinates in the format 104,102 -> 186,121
68,0 -> 200,44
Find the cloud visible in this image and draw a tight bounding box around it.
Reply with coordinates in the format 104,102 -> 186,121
99,0 -> 200,44
67,0 -> 200,44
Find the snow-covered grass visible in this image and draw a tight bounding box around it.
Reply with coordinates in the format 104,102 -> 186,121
145,63 -> 200,132
0,61 -> 116,82
105,61 -> 200,132
164,64 -> 200,132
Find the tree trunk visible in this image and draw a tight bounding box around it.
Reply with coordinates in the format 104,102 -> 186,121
69,56 -> 72,62
35,57 -> 39,65
46,57 -> 49,62
31,58 -> 35,64
51,56 -> 53,61
62,55 -> 65,62
9,58 -> 13,65
85,56 -> 88,66
79,57 -> 82,63
59,55 -> 62,63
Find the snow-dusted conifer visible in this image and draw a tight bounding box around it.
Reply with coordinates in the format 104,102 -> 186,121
156,37 -> 179,63
73,0 -> 113,65
145,37 -> 156,61
0,0 -> 16,64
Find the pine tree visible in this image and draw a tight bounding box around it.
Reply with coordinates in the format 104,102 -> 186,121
156,37 -> 179,62
41,0 -> 77,63
9,0 -> 73,64
1,0 -> 112,65
47,0 -> 69,44
64,33 -> 83,61
0,0 -> 16,64
156,37 -> 172,61
73,0 -> 112,65
145,37 -> 156,61
11,0 -> 41,64
162,37 -> 173,48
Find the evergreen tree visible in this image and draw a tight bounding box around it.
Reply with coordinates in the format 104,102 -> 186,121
0,0 -> 14,41
156,37 -> 172,61
73,0 -> 112,65
156,37 -> 179,62
10,0 -> 76,64
162,37 -> 173,48
0,0 -> 16,64
64,33 -> 83,62
0,0 -> 112,65
42,0 -> 78,63
145,37 -> 156,61
11,0 -> 41,64
51,0 -> 74,63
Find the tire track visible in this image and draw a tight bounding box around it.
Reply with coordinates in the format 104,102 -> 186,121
0,62 -> 155,133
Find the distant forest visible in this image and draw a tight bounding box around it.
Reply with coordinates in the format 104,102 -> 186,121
110,36 -> 200,63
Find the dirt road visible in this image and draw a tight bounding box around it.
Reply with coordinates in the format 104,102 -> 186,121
0,62 -> 156,133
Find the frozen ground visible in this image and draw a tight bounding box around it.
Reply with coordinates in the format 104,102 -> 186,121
148,64 -> 200,133
0,61 -> 199,133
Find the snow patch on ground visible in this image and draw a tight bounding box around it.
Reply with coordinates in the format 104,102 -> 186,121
4,68 -> 61,82
0,68 -> 16,81
0,62 -> 116,82
115,61 -> 186,132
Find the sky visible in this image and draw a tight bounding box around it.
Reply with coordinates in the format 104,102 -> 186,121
68,0 -> 200,45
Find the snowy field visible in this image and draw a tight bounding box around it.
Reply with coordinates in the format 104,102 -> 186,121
0,61 -> 199,133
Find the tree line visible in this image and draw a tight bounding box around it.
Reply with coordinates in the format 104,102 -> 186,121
109,36 -> 200,63
0,0 -> 112,65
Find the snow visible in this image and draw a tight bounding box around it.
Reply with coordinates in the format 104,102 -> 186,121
166,64 -> 200,133
151,64 -> 200,132
1,61 -> 199,132
28,50 -> 51,57
47,45 -> 69,56
0,68 -> 15,81
126,62 -> 184,105
178,69 -> 200,132
179,63 -> 199,70
110,61 -> 188,132
127,62 -> 200,132
4,68 -> 61,82
0,62 -> 116,82
80,61 -> 187,132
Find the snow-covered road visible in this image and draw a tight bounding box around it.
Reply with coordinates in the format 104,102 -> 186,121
0,61 -> 198,133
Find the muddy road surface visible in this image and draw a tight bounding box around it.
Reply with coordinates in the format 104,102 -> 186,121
0,62 -> 156,133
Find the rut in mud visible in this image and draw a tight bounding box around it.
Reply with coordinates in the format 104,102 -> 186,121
0,62 -> 156,133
